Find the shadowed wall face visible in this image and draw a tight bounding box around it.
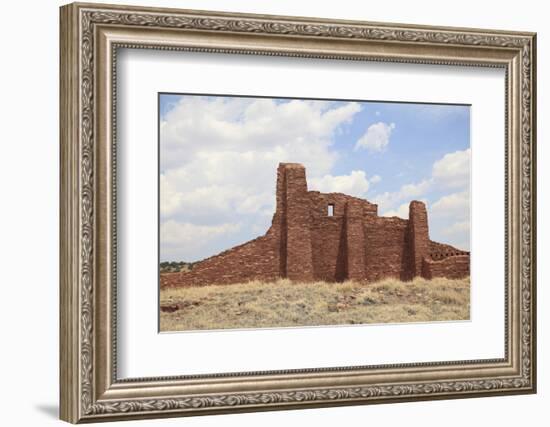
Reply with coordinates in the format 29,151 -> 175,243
164,163 -> 469,287
364,216 -> 409,282
345,200 -> 367,281
408,201 -> 430,277
310,216 -> 346,282
280,164 -> 314,282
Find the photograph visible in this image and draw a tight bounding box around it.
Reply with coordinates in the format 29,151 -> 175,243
158,94 -> 471,332
56,2 -> 536,423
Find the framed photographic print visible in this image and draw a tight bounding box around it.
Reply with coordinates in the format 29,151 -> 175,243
59,2 -> 537,423
158,94 -> 472,332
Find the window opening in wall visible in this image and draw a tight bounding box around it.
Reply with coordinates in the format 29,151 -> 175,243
328,204 -> 334,216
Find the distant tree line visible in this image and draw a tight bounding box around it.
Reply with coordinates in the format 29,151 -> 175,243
159,261 -> 195,273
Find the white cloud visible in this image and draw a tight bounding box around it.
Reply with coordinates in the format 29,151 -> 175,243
354,122 -> 395,152
309,170 -> 380,198
161,98 -> 361,173
442,220 -> 470,236
160,96 -> 363,260
436,219 -> 470,251
160,174 -> 183,218
161,220 -> 241,245
161,97 -> 360,217
381,199 -> 428,219
429,191 -> 470,250
381,202 -> 410,219
372,148 -> 470,214
400,180 -> 432,198
373,179 -> 431,212
431,190 -> 470,219
160,220 -> 242,261
432,148 -> 470,189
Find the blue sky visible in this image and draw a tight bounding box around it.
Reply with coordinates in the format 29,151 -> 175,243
159,94 -> 470,262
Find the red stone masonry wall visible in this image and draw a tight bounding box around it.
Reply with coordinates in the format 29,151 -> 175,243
283,165 -> 314,281
161,228 -> 281,287
309,217 -> 346,282
364,216 -> 409,281
422,255 -> 470,280
345,200 -> 367,281
408,201 -> 430,277
307,191 -> 376,282
164,163 -> 470,287
428,241 -> 469,260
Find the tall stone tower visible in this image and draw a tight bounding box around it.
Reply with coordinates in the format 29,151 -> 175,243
407,200 -> 430,277
275,163 -> 314,281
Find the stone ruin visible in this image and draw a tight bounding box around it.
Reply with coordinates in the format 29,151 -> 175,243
162,163 -> 469,287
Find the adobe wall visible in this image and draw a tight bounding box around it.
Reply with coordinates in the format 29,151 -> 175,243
164,162 -> 470,287
428,240 -> 469,260
364,216 -> 410,281
161,227 -> 281,288
422,255 -> 470,280
282,164 -> 314,281
408,201 -> 430,277
307,191 -> 375,282
345,200 -> 367,281
310,217 -> 346,282
308,191 -> 378,217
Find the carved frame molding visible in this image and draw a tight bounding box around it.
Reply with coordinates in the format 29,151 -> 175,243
60,2 -> 536,423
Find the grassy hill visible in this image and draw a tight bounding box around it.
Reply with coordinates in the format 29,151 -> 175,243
159,277 -> 470,332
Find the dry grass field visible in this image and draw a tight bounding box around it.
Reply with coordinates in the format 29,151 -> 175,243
160,277 -> 470,332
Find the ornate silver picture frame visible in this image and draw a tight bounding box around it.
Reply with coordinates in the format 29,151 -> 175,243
60,2 -> 536,423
